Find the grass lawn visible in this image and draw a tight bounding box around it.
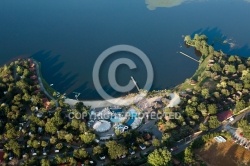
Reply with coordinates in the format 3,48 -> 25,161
174,50 -> 216,92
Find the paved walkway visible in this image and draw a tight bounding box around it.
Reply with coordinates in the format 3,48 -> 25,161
33,59 -> 59,107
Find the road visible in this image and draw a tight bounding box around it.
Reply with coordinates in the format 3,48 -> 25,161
172,108 -> 250,155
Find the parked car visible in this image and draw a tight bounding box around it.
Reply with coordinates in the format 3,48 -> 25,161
232,136 -> 237,141
89,160 -> 96,165
234,137 -> 238,142
228,117 -> 234,122
95,139 -> 100,143
214,137 -> 222,143
243,141 -> 248,147
244,142 -> 249,148
236,138 -> 242,144
240,139 -> 246,146
120,154 -> 126,159
218,136 -> 226,142
245,142 -> 250,147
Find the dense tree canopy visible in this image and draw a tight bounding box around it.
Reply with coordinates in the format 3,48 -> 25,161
184,144 -> 195,165
105,141 -> 128,160
147,148 -> 172,166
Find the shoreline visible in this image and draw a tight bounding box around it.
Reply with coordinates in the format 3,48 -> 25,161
64,92 -> 181,108
33,59 -> 59,107
33,57 -> 153,108
31,34 -> 248,109
33,57 -> 180,108
32,55 -> 194,108
64,92 -> 147,108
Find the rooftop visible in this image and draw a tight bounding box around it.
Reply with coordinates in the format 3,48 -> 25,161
217,110 -> 233,122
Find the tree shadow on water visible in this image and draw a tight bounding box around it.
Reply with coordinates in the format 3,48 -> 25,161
191,27 -> 250,57
70,82 -> 129,100
30,50 -> 79,94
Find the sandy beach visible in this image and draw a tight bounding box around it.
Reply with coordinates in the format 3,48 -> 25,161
65,92 -> 181,108
65,92 -> 147,108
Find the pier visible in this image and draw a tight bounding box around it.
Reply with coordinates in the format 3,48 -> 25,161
131,76 -> 140,92
179,51 -> 199,63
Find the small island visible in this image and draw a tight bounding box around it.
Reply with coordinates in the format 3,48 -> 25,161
0,34 -> 249,166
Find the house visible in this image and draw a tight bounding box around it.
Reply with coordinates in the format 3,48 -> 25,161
29,60 -> 35,68
42,98 -> 51,109
189,79 -> 197,85
143,133 -> 152,141
209,59 -> 215,63
172,158 -> 181,166
29,67 -> 35,72
217,110 -> 233,122
232,74 -> 238,77
34,90 -> 41,94
214,75 -> 221,80
30,75 -> 37,80
179,93 -> 190,98
77,160 -> 95,166
237,91 -> 242,96
36,112 -> 43,118
227,97 -> 235,103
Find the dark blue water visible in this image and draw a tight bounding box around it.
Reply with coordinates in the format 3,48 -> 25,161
0,0 -> 250,99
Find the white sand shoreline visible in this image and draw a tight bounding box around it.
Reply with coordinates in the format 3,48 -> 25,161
65,92 -> 180,108
65,92 -> 147,108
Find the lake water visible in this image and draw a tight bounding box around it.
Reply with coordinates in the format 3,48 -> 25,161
0,0 -> 250,99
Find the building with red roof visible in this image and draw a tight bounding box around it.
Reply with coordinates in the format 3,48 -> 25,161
30,75 -> 37,80
0,149 -> 5,164
217,110 -> 233,122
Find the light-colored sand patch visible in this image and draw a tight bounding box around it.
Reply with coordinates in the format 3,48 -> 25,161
65,92 -> 147,108
65,92 -> 180,109
166,92 -> 181,107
